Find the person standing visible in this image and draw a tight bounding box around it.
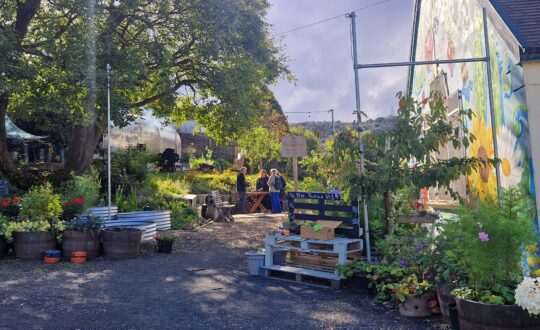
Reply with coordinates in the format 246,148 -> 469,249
267,168 -> 282,213
236,167 -> 250,213
277,170 -> 287,209
256,170 -> 270,210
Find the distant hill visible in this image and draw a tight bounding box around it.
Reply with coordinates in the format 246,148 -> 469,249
292,116 -> 396,141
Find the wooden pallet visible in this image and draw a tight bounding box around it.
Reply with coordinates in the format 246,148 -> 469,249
262,264 -> 341,289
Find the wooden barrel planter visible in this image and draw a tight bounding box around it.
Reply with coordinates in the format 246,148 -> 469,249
14,232 -> 57,260
0,236 -> 7,258
456,299 -> 540,329
102,228 -> 142,259
62,231 -> 101,259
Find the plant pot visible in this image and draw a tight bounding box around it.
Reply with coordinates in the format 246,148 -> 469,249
246,251 -> 265,276
0,236 -> 7,258
398,293 -> 435,317
456,298 -> 540,330
348,273 -> 370,295
157,240 -> 174,254
14,232 -> 57,260
448,304 -> 461,330
437,283 -> 456,323
62,230 -> 101,259
102,228 -> 142,259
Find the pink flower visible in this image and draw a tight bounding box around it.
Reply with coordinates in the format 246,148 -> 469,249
479,232 -> 489,242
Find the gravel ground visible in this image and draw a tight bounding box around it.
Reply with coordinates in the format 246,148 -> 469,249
0,214 -> 447,330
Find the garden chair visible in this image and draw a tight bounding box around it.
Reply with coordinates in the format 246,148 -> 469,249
210,191 -> 235,222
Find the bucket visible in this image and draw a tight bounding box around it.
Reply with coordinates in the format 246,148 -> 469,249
44,256 -> 60,264
62,231 -> 100,259
246,251 -> 265,276
14,232 -> 56,260
102,228 -> 142,259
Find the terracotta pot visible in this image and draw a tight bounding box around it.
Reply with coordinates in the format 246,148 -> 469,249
398,293 -> 435,317
456,299 -> 540,330
71,251 -> 87,263
43,256 -> 60,264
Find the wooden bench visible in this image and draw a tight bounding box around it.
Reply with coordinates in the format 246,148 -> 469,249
210,191 -> 236,222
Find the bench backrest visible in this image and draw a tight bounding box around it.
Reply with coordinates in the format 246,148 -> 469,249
211,191 -> 225,207
287,192 -> 360,239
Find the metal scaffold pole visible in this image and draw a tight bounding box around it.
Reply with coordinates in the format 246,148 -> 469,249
347,11 -> 371,263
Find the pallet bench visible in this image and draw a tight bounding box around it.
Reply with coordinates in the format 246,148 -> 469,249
262,192 -> 363,289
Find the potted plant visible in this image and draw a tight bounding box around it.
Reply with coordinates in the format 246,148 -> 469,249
391,273 -> 435,317
156,234 -> 176,254
0,215 -> 8,258
441,189 -> 540,329
5,184 -> 65,260
62,215 -> 103,259
336,259 -> 371,295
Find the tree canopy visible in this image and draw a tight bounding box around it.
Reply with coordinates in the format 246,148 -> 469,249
0,0 -> 290,173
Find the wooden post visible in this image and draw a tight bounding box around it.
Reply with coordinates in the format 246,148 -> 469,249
292,157 -> 299,192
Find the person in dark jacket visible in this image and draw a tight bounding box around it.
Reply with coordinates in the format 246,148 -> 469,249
236,167 -> 250,213
256,170 -> 271,210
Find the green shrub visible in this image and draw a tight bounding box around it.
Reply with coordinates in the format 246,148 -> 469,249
170,201 -> 200,229
101,148 -> 155,194
20,183 -> 63,222
61,170 -> 102,220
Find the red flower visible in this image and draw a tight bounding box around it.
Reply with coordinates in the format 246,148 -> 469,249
71,197 -> 85,205
13,197 -> 21,204
1,201 -> 8,207
391,287 -> 397,293
63,201 -> 69,206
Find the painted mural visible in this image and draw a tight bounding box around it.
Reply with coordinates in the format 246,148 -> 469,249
410,0 -> 538,274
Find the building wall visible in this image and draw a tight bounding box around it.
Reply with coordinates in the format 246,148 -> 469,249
411,0 -> 533,201
411,0 -> 539,275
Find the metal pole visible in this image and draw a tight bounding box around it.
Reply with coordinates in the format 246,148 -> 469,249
356,57 -> 487,69
347,11 -> 371,263
482,7 -> 502,201
329,108 -> 335,137
106,64 -> 112,223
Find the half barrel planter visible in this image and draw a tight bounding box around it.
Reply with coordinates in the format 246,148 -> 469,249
62,230 -> 101,259
456,299 -> 540,330
103,220 -> 157,241
102,228 -> 143,259
14,232 -> 57,260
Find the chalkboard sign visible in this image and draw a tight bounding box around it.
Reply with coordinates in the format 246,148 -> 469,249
287,191 -> 360,238
0,180 -> 9,196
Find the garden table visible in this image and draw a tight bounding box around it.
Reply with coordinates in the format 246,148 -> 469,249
247,191 -> 269,213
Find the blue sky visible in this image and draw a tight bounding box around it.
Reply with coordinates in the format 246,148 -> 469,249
266,0 -> 415,123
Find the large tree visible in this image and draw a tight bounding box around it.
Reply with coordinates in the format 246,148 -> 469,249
0,0 -> 289,174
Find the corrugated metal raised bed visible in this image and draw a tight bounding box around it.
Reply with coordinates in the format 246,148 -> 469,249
89,206 -> 118,221
115,210 -> 171,230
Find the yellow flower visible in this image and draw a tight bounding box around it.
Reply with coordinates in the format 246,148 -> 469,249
468,118 -> 497,200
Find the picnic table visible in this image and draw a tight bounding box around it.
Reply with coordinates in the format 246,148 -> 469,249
247,191 -> 269,213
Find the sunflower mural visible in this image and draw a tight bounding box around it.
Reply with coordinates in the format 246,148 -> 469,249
468,118 -> 497,200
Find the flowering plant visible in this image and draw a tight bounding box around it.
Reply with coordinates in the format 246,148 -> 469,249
391,274 -> 434,302
0,196 -> 21,218
515,277 -> 540,316
65,214 -> 103,232
441,188 -> 536,304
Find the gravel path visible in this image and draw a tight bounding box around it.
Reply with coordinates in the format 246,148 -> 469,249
0,214 -> 447,330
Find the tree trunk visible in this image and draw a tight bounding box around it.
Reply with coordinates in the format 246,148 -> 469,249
383,190 -> 392,234
0,95 -> 19,175
65,124 -> 102,174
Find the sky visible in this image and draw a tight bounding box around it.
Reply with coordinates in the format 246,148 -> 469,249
266,0 -> 415,123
